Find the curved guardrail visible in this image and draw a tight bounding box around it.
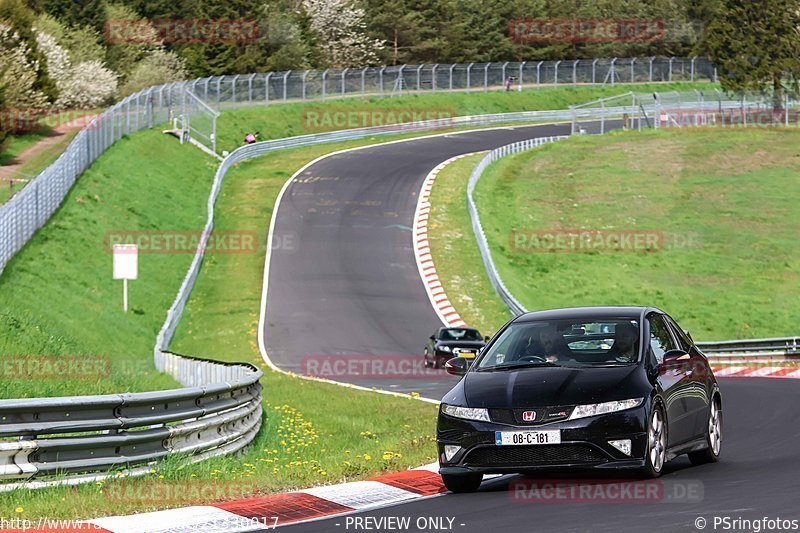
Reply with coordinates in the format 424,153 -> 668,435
466,134 -> 800,358
0,352 -> 262,489
466,136 -> 570,316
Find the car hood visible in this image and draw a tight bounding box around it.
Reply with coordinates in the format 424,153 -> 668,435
456,365 -> 647,408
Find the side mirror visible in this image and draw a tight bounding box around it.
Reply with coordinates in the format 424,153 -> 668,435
484,336 -> 490,343
662,349 -> 690,364
429,335 -> 435,341
444,357 -> 469,376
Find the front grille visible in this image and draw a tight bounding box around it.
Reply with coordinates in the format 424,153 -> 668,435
437,429 -> 494,448
463,445 -> 607,467
489,407 -> 573,425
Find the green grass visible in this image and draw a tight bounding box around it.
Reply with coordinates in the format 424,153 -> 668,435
432,128 -> 800,341
216,82 -> 707,153
427,153 -> 512,336
0,130 -> 218,398
0,135 -> 439,519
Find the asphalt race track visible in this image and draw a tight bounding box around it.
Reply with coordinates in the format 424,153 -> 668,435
264,120 -> 616,398
262,122 -> 800,532
276,378 -> 800,532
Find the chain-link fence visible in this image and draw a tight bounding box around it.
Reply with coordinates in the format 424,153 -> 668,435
0,57 -> 714,276
189,57 -> 714,111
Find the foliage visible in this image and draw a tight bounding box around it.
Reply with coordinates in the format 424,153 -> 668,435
704,0 -> 800,101
0,24 -> 50,109
302,0 -> 384,67
119,48 -> 187,97
36,30 -> 117,108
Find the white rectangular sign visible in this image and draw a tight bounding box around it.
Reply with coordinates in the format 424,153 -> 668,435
112,244 -> 138,280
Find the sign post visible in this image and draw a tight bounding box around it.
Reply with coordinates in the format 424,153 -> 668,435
112,244 -> 138,312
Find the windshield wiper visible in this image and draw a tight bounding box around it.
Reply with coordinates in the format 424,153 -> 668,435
478,361 -> 558,372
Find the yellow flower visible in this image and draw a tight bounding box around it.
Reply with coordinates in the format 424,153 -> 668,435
15,507 -> 23,513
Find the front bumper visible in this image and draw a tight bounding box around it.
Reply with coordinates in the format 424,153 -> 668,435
437,405 -> 648,475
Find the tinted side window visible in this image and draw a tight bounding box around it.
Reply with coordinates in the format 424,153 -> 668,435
648,315 -> 676,364
665,316 -> 692,352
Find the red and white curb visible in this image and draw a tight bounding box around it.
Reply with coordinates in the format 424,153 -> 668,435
413,154 -> 480,328
4,464 -> 445,532
710,365 -> 800,379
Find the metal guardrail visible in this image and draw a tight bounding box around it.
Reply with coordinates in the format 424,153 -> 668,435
0,352 -> 262,488
697,337 -> 800,355
0,56 -> 713,276
467,136 -> 569,317
0,90 -> 722,490
692,334 -> 799,364
466,130 -> 800,360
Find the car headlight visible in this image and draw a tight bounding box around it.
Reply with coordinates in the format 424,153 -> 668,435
442,404 -> 491,422
441,346 -> 451,352
568,398 -> 644,420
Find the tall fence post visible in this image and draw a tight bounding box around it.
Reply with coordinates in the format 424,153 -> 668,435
342,68 -> 348,96
610,58 -> 616,86
283,71 -> 290,101
467,63 -> 473,90
361,67 -> 367,94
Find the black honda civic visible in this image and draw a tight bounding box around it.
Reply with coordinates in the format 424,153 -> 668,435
437,306 -> 722,493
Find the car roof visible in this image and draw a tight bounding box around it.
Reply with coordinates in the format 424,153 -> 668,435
513,306 -> 663,323
440,326 -> 480,332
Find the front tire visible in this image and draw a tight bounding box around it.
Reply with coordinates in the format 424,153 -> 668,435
641,403 -> 667,478
688,396 -> 722,465
424,348 -> 432,368
442,473 -> 483,493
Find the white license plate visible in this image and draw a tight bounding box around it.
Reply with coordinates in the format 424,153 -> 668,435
495,430 -> 561,446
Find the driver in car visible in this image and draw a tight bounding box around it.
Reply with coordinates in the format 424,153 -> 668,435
539,328 -> 574,363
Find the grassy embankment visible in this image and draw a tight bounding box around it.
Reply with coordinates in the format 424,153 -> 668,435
428,128 -> 800,340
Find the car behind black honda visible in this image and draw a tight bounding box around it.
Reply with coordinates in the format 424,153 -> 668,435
424,327 -> 487,368
437,306 -> 722,493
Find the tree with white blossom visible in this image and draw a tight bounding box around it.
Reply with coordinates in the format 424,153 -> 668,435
0,25 -> 49,109
35,30 -> 117,108
302,0 -> 384,67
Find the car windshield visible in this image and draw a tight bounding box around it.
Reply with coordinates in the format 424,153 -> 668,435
475,318 -> 640,370
440,328 -> 482,341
